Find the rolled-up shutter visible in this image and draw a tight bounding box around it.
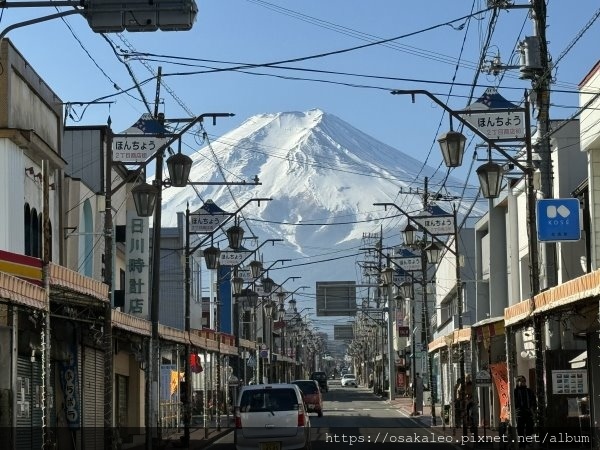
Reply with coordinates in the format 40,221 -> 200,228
16,357 -> 42,450
82,347 -> 104,450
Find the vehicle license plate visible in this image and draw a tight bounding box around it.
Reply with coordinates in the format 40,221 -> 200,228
260,442 -> 281,450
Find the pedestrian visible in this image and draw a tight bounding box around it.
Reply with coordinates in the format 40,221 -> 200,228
463,374 -> 475,430
454,378 -> 463,429
514,375 -> 536,447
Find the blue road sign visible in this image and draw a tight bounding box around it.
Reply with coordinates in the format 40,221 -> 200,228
536,198 -> 581,242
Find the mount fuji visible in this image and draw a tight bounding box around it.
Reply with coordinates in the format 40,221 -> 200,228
160,109 -> 476,336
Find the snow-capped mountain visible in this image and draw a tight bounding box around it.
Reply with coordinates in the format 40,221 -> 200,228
160,109 -> 474,330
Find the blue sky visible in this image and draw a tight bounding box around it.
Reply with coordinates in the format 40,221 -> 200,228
3,1 -> 599,185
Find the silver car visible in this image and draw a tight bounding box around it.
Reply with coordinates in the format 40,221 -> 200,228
235,384 -> 311,450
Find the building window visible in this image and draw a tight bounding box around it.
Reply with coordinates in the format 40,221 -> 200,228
24,204 -> 31,255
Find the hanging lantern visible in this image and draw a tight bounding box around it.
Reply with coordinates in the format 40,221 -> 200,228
166,152 -> 192,187
477,161 -> 504,199
438,130 -> 466,168
226,224 -> 245,250
203,246 -> 220,269
131,182 -> 158,217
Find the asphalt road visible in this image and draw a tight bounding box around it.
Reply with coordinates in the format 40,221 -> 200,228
206,384 -> 463,449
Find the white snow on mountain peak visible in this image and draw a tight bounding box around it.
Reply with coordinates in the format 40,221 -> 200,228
160,109 -> 475,318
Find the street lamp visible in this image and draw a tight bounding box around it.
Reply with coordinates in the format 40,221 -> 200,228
380,264 -> 396,402
166,151 -> 193,187
392,89 -> 544,432
249,260 -> 263,279
203,244 -> 220,270
182,198 -> 269,445
226,221 -> 245,250
476,160 -> 505,199
261,276 -> 274,294
437,130 -> 466,168
402,223 -> 418,246
131,181 -> 159,217
424,242 -> 443,265
399,281 -> 414,300
378,204 -> 463,426
232,273 -> 244,296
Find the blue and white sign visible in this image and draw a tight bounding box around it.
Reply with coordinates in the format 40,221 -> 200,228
536,198 -> 581,242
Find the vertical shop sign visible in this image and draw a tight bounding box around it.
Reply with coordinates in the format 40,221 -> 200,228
59,340 -> 81,429
125,211 -> 150,319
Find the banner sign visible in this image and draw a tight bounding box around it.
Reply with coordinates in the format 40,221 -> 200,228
59,331 -> 80,429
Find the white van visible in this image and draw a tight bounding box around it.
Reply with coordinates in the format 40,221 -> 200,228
234,384 -> 311,450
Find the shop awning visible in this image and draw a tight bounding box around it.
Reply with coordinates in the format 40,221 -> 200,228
49,262 -> 109,302
472,316 -> 505,342
0,270 -> 47,310
428,327 -> 472,353
505,269 -> 600,327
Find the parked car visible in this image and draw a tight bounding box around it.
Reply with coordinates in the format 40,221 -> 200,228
309,371 -> 328,393
341,374 -> 358,387
234,384 -> 311,450
292,380 -> 323,417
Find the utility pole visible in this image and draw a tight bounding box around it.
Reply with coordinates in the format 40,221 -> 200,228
147,67 -> 164,450
103,120 -> 115,450
421,177 -> 436,425
531,0 -> 552,430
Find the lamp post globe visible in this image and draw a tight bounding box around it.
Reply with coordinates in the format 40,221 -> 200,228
264,301 -> 273,318
131,182 -> 159,217
425,241 -> 443,265
394,293 -> 403,309
381,267 -> 395,286
399,281 -> 414,300
288,298 -> 297,312
477,161 -> 505,199
203,245 -> 220,269
250,291 -> 259,309
438,130 -> 466,168
232,276 -> 244,296
226,224 -> 245,249
249,260 -> 263,279
262,277 -> 274,294
278,304 -> 286,321
166,152 -> 193,187
402,223 -> 418,246
277,291 -> 286,306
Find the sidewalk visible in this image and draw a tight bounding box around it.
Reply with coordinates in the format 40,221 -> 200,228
387,394 -> 502,444
125,416 -> 234,450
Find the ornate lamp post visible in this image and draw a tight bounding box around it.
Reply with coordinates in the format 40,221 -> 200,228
392,89 -> 542,432
380,265 -> 396,402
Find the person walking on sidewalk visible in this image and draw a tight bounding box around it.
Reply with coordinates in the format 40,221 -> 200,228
514,375 -> 536,447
